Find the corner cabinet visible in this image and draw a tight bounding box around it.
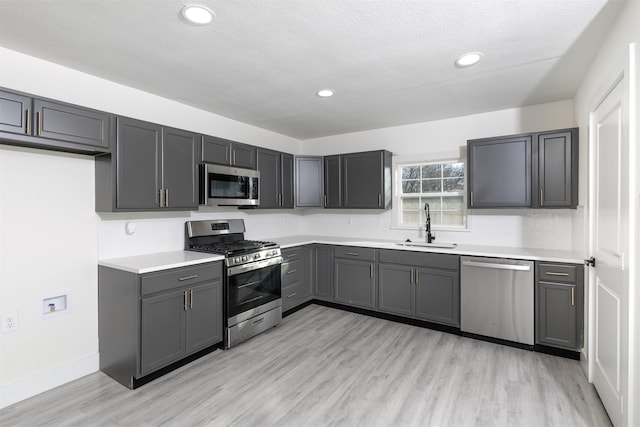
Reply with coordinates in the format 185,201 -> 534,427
1,88 -> 111,154
98,262 -> 223,388
342,150 -> 392,209
535,262 -> 583,351
378,250 -> 460,327
334,246 -> 377,309
295,156 -> 324,207
201,135 -> 257,169
95,117 -> 198,212
257,148 -> 294,209
467,127 -> 578,209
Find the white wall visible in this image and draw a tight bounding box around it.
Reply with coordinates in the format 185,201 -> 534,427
573,0 -> 640,424
300,101 -> 580,250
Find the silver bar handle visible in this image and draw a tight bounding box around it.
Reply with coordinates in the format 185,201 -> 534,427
190,289 -> 193,309
165,189 -> 169,207
346,252 -> 359,256
159,189 -> 164,207
470,191 -> 474,207
183,291 -> 188,311
410,269 -> 414,284
540,189 -> 544,206
415,269 -> 419,284
378,194 -> 382,207
179,274 -> 198,281
324,194 -> 327,207
461,260 -> 531,272
546,272 -> 569,276
287,269 -> 297,274
36,111 -> 42,135
287,292 -> 297,298
571,287 -> 575,306
370,264 -> 374,278
25,109 -> 31,134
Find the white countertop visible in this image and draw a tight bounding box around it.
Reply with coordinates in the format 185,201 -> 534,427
273,235 -> 585,264
99,235 -> 584,274
99,250 -> 224,274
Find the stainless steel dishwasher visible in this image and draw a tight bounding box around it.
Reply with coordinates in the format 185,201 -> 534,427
460,256 -> 534,345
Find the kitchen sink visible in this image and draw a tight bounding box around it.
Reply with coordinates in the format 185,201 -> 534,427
395,242 -> 458,249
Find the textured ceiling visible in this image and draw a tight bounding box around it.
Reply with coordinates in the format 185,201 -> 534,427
0,0 -> 625,139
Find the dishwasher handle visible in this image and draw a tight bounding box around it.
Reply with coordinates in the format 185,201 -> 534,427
461,259 -> 531,272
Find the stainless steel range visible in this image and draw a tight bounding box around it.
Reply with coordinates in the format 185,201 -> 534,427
185,219 -> 282,348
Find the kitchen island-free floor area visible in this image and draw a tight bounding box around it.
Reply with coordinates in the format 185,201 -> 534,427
1,305 -> 610,426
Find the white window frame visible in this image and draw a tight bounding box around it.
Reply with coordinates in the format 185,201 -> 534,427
392,153 -> 470,231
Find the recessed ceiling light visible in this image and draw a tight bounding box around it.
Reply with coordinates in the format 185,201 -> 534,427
316,89 -> 334,98
181,5 -> 214,25
455,52 -> 483,68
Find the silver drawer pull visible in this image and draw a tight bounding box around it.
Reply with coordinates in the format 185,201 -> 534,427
179,274 -> 198,281
286,254 -> 297,258
545,272 -> 570,276
287,293 -> 297,298
252,317 -> 264,325
346,252 -> 359,256
287,269 -> 297,274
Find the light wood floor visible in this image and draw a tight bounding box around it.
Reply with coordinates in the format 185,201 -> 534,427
1,304 -> 610,426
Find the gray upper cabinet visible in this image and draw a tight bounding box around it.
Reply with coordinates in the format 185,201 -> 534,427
201,135 -> 257,169
342,150 -> 392,209
1,88 -> 111,153
536,262 -> 583,351
468,134 -> 532,208
468,127 -> 578,209
324,155 -> 342,208
96,117 -> 198,212
334,246 -> 377,309
257,148 -> 294,209
295,156 -> 324,207
533,129 -> 579,208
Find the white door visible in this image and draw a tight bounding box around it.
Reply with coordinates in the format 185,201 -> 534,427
588,77 -> 630,426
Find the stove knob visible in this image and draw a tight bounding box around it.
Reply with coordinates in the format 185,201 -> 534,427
242,255 -> 248,262
234,257 -> 241,263
254,253 -> 261,260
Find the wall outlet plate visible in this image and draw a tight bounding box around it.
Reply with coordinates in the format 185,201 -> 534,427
1,313 -> 20,334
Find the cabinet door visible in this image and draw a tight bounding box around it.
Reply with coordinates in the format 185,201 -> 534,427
201,135 -> 232,165
33,99 -> 110,149
257,148 -> 281,208
281,153 -> 294,208
342,151 -> 384,208
0,90 -> 31,135
140,290 -> 187,375
295,156 -> 324,207
468,135 -> 532,208
334,258 -> 376,309
161,127 -> 198,209
185,281 -> 223,354
537,281 -> 577,349
324,155 -> 342,208
231,142 -> 257,169
378,263 -> 413,317
314,245 -> 333,300
116,117 -> 162,210
414,268 -> 459,326
535,130 -> 577,208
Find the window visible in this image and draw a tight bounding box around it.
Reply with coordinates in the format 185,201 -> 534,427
397,160 -> 466,228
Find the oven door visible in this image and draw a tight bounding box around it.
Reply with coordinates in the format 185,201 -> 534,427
227,257 -> 282,324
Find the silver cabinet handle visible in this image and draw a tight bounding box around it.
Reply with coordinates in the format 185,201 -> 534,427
159,189 -> 164,207
346,252 -> 359,256
545,272 -> 570,276
540,189 -> 544,206
571,286 -> 575,306
287,292 -> 297,298
370,264 -> 374,278
415,270 -> 419,285
183,291 -> 188,311
287,269 -> 297,274
324,194 -> 327,207
410,269 -> 414,284
165,189 -> 169,207
179,274 -> 198,281
189,289 -> 193,309
286,254 -> 297,258
378,194 -> 382,207
461,260 -> 531,271
252,317 -> 264,325
470,191 -> 474,207
36,111 -> 41,135
25,109 -> 31,134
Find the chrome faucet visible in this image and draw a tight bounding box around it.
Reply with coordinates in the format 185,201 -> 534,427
425,202 -> 435,243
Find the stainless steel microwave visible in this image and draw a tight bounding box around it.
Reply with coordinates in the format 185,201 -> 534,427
199,163 -> 260,207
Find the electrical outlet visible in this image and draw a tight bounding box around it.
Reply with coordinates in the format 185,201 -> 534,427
1,313 -> 20,334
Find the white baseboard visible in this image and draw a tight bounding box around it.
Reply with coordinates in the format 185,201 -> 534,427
0,353 -> 99,409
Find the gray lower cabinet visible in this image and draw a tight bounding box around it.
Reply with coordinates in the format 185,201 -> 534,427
536,262 -> 583,350
324,155 -> 342,208
1,88 -> 111,153
313,245 -> 334,301
281,246 -> 313,312
334,246 -> 377,309
201,135 -> 257,169
378,249 -> 460,327
295,156 -> 324,207
342,150 -> 392,209
257,148 -> 294,208
98,262 -> 223,388
95,117 -> 198,212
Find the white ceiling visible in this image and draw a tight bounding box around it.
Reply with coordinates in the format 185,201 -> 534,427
0,0 -> 625,139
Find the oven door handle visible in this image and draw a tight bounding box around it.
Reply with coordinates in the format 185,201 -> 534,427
228,256 -> 283,276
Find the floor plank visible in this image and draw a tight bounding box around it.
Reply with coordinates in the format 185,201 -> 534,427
0,305 -> 611,426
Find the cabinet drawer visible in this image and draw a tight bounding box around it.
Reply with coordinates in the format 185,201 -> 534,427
141,263 -> 221,296
378,249 -> 459,271
281,259 -> 301,287
282,282 -> 304,312
538,263 -> 577,283
281,246 -> 304,261
334,246 -> 376,261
